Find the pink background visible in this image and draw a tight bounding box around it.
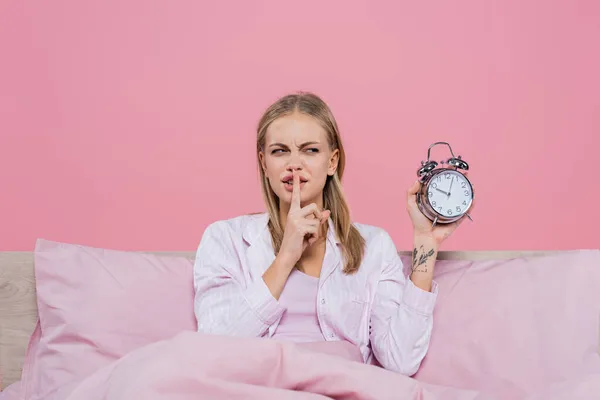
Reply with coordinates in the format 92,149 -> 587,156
1,1 -> 598,251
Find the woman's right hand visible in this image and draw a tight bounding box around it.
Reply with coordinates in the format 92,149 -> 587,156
278,171 -> 330,266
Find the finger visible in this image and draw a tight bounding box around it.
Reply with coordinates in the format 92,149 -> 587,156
306,223 -> 321,246
406,180 -> 421,208
307,234 -> 319,246
407,180 -> 421,196
302,222 -> 319,236
299,203 -> 321,219
320,209 -> 331,224
305,219 -> 320,228
291,170 -> 301,210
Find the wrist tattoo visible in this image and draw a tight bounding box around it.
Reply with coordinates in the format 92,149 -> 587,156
411,245 -> 435,274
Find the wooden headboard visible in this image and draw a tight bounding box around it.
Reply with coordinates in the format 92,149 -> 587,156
0,249 -> 567,390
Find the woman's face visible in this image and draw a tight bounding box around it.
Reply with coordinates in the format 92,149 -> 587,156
260,112 -> 339,210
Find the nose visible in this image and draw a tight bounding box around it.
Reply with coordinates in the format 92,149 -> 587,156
286,164 -> 303,173
286,153 -> 303,172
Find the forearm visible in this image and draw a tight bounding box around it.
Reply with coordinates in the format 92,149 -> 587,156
409,234 -> 439,292
195,263 -> 291,337
262,254 -> 295,300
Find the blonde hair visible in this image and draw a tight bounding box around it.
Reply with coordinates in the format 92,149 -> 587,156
256,92 -> 365,274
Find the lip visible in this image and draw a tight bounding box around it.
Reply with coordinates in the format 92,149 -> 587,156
283,181 -> 306,192
281,174 -> 308,192
281,174 -> 308,184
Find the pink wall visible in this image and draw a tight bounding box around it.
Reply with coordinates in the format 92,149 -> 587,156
1,1 -> 599,251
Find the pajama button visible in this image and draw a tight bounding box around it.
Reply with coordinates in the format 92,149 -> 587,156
321,299 -> 325,304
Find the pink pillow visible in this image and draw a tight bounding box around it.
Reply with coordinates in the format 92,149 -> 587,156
20,239 -> 197,400
401,250 -> 600,398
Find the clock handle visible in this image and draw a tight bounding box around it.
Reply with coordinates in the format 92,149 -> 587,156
425,141 -> 469,171
426,141 -> 456,162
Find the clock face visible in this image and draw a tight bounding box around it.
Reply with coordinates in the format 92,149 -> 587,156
426,170 -> 473,218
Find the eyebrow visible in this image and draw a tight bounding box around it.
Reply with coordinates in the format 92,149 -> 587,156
268,141 -> 320,148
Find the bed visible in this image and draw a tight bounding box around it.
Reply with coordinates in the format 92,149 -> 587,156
1,245 -> 599,399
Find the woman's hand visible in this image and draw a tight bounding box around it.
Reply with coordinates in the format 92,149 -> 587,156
278,171 -> 330,266
406,179 -> 475,246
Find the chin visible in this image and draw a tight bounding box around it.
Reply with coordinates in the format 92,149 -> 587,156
270,187 -> 290,204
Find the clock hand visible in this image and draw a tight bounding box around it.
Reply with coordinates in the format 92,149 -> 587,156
449,177 -> 454,193
435,187 -> 450,196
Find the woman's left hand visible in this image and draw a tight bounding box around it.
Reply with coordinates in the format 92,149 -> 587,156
405,180 -> 475,246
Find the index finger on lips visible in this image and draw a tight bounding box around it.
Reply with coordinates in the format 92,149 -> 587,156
291,170 -> 301,210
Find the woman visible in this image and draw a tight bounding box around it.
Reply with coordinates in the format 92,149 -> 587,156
193,92 -> 471,375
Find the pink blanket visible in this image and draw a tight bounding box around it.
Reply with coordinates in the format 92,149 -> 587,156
18,331 -> 598,400
57,331 -> 488,400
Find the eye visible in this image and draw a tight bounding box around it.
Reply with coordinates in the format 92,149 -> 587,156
305,148 -> 319,153
271,149 -> 286,155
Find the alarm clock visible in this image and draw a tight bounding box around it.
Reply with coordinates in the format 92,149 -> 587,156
416,141 -> 474,227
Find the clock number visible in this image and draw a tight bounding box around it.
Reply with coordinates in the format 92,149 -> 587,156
456,206 -> 461,212
462,201 -> 467,206
461,182 -> 466,188
432,183 -> 438,188
438,206 -> 442,212
464,190 -> 470,196
428,191 -> 433,197
432,201 -> 437,206
445,174 -> 451,179
447,209 -> 453,215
